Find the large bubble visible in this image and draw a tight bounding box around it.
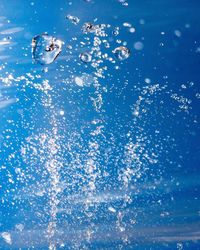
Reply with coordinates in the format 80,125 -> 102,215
32,34 -> 63,65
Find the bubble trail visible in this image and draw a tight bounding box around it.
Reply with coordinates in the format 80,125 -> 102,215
34,80 -> 62,250
46,119 -> 60,250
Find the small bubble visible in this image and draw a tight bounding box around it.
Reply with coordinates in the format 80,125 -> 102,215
66,15 -> 80,25
129,27 -> 135,33
123,41 -> 128,46
42,67 -> 48,73
113,27 -> 120,36
66,44 -> 73,50
82,22 -> 95,33
174,30 -> 182,37
196,93 -> 200,99
139,19 -> 145,25
133,110 -> 139,116
79,52 -> 92,63
185,23 -> 190,29
75,76 -> 83,87
123,22 -> 131,27
108,206 -> 116,213
116,39 -> 122,44
177,243 -> 183,250
134,41 -> 144,50
145,78 -> 151,84
118,0 -> 128,6
181,84 -> 187,89
113,46 -> 130,60
15,224 -> 24,232
104,42 -> 110,48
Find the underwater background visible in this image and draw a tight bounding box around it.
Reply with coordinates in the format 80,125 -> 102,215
0,0 -> 200,249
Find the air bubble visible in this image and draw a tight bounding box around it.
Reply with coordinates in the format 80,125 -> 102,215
145,78 -> 151,84
82,22 -> 95,33
174,30 -> 182,37
74,73 -> 93,87
118,0 -> 129,6
66,15 -> 80,25
113,46 -> 130,60
123,22 -> 131,27
113,27 -> 120,36
32,34 -> 63,65
134,41 -> 144,50
129,27 -> 135,33
79,52 -> 92,63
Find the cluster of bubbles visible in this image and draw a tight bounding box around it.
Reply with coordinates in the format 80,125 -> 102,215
32,20 -> 131,66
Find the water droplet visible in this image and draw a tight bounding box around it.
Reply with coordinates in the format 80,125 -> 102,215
79,52 -> 92,63
32,34 -> 63,65
113,46 -> 130,60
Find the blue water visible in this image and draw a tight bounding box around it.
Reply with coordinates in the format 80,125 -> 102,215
0,0 -> 200,249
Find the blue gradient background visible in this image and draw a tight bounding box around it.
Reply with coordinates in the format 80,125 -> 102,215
0,0 -> 200,249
